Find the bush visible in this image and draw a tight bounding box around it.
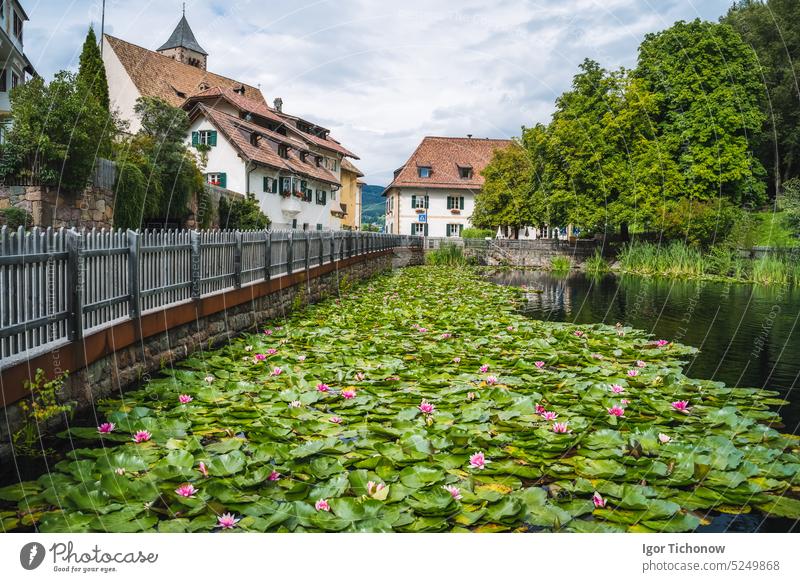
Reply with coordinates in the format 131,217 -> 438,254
462,228 -> 493,239
549,256 -> 571,271
583,249 -> 609,275
660,198 -> 741,247
218,193 -> 270,230
113,161 -> 148,229
778,177 -> 800,232
0,207 -> 33,229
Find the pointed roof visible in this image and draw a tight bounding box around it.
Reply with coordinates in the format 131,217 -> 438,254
158,15 -> 208,55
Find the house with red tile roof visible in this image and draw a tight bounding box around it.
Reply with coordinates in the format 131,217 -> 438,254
384,136 -> 512,237
102,11 -> 359,230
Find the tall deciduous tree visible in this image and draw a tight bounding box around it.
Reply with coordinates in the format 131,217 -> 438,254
723,0 -> 800,197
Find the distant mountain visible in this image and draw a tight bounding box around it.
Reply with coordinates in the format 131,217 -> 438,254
360,184 -> 386,227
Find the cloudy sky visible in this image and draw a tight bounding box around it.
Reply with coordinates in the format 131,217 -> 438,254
24,0 -> 731,185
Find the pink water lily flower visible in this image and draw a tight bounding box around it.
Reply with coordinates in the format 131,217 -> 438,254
479,364 -> 490,373
610,384 -> 625,394
216,513 -> 240,529
621,399 -> 630,405
469,451 -> 487,470
467,392 -> 476,401
535,404 -> 546,415
636,360 -> 646,368
574,330 -> 585,337
453,357 -> 462,364
672,400 -> 690,413
266,348 -> 278,356
418,399 -> 435,414
608,405 -> 625,417
268,470 -> 281,481
485,375 -> 498,385
541,411 -> 558,421
592,491 -> 606,508
552,422 -> 570,434
367,481 -> 386,497
418,327 -> 428,333
355,372 -> 366,381
317,383 -> 330,392
507,326 -> 514,331
627,369 -> 639,377
443,485 -> 462,500
178,394 -> 193,404
655,339 -> 669,347
298,355 -> 307,361
289,400 -> 302,408
591,353 -> 603,360
175,483 -> 198,498
254,353 -> 267,361
329,416 -> 343,424
441,333 -> 452,339
271,367 -> 283,376
133,430 -> 151,443
341,389 -> 357,399
315,499 -> 331,511
658,433 -> 671,444
198,462 -> 209,477
534,361 -> 545,369
98,422 -> 115,434
264,329 -> 273,336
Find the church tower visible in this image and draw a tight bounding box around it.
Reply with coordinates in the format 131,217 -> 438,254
157,10 -> 208,70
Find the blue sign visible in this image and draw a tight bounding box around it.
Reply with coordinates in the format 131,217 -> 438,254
418,214 -> 427,223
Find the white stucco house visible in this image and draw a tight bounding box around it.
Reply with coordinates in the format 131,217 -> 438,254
102,11 -> 359,229
383,136 -> 512,237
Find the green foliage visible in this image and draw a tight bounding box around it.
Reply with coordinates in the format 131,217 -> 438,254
0,207 -> 33,229
723,0 -> 800,198
583,249 -> 609,275
660,199 -> 742,248
77,26 -> 109,111
549,256 -> 572,272
472,141 -> 534,231
4,268 -> 799,532
195,190 -> 214,229
113,97 -> 204,223
618,242 -> 706,278
13,370 -> 73,457
218,193 -> 270,230
777,178 -> 800,233
361,223 -> 381,232
425,243 -> 469,266
461,228 -> 493,239
0,71 -> 116,192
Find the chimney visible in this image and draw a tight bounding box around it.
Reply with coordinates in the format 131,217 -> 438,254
467,134 -> 473,139
274,97 -> 283,112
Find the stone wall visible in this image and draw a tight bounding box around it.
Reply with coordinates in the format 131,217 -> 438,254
460,240 -> 604,267
0,184 -> 115,229
0,248 -> 423,464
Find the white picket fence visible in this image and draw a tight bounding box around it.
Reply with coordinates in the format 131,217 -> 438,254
0,227 -> 420,369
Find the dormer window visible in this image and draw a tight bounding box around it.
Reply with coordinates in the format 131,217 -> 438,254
458,166 -> 473,179
198,82 -> 210,91
300,152 -> 307,163
315,156 -> 323,167
278,144 -> 289,159
250,133 -> 260,146
418,166 -> 432,178
175,89 -> 186,98
233,85 -> 245,95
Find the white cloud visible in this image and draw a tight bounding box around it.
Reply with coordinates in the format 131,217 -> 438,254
24,0 -> 731,184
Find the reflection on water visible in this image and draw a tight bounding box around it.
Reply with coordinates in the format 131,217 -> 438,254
487,269 -> 800,533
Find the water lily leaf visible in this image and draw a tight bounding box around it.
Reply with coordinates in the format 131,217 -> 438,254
755,495 -> 800,519
399,465 -> 444,489
207,451 -> 247,476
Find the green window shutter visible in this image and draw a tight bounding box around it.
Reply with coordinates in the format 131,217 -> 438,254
219,173 -> 227,189
460,197 -> 464,210
301,180 -> 307,191
191,131 -> 199,146
424,195 -> 429,209
411,195 -> 417,208
210,131 -> 217,146
272,179 -> 279,193
263,177 -> 269,192
424,223 -> 429,236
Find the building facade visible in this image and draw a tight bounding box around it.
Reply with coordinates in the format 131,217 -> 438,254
384,136 -> 511,237
102,12 -> 360,230
0,0 -> 35,139
340,158 -> 364,230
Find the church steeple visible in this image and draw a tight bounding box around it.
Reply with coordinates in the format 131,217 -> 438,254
157,9 -> 208,70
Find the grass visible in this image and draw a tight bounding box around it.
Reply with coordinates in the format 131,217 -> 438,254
749,211 -> 799,248
549,256 -> 572,271
426,243 -> 470,266
583,249 -> 609,275
617,241 -> 705,278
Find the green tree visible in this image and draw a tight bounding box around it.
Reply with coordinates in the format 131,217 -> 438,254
472,141 -> 533,235
0,71 -> 115,193
77,26 -> 110,112
218,193 -> 270,230
723,0 -> 800,197
635,19 -> 767,207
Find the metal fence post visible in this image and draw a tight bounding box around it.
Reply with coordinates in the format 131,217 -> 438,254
190,230 -> 201,299
287,231 -> 294,275
304,232 -> 310,273
319,233 -> 324,267
65,229 -> 84,340
330,232 -> 335,263
264,230 -> 271,280
127,229 -> 140,319
233,231 -> 243,288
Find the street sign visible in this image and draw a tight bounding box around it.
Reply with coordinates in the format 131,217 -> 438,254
418,214 -> 427,223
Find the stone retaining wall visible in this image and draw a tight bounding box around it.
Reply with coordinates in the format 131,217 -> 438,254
0,247 -> 424,464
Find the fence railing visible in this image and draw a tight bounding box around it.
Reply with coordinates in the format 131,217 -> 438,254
0,227 -> 420,369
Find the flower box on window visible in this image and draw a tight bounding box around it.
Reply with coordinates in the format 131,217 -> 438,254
450,208 -> 461,215
280,190 -> 292,198
415,208 -> 426,214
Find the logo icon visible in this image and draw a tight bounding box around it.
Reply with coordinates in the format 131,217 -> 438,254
20,542 -> 46,570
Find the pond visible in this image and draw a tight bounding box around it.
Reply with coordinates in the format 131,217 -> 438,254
487,269 -> 800,532
1,267 -> 799,533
